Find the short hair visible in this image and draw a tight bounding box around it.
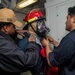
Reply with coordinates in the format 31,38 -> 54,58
68,6 -> 75,17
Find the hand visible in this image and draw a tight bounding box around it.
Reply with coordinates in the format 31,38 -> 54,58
42,38 -> 49,48
47,36 -> 59,47
46,36 -> 55,44
28,34 -> 36,42
16,30 -> 28,37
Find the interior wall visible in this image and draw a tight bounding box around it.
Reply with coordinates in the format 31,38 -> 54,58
45,0 -> 75,44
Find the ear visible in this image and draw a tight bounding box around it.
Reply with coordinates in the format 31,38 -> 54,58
73,16 -> 75,23
3,25 -> 8,32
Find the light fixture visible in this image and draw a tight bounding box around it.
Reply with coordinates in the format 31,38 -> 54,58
16,0 -> 38,9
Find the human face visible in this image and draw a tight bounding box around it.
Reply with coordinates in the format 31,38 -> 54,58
3,24 -> 16,35
65,15 -> 73,31
7,24 -> 15,35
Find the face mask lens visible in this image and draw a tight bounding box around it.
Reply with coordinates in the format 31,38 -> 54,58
37,20 -> 46,29
38,23 -> 42,29
34,20 -> 50,37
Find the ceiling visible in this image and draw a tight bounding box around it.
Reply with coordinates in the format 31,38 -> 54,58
1,0 -> 46,15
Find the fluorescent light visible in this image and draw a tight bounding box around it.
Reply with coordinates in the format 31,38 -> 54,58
16,0 -> 38,9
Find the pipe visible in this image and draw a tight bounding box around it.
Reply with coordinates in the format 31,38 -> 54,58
10,0 -> 17,10
15,9 -> 27,14
2,0 -> 10,7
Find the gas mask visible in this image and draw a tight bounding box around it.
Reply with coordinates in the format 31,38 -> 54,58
30,19 -> 50,37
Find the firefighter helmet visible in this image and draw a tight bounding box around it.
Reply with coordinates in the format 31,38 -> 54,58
23,9 -> 45,25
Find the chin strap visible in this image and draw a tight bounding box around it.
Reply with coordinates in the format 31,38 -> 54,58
30,24 -> 39,35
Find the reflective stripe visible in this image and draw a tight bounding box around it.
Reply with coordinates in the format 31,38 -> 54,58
28,17 -> 37,22
24,17 -> 38,25
24,22 -> 27,25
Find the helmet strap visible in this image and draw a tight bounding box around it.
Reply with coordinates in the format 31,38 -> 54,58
30,23 -> 38,35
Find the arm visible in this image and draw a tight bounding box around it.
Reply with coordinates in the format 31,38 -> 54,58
42,37 -> 75,68
0,38 -> 41,72
42,38 -> 53,67
10,30 -> 28,39
16,29 -> 28,37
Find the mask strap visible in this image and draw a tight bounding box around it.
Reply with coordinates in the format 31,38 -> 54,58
30,23 -> 38,34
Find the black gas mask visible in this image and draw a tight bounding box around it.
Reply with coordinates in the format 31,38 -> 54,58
30,19 -> 50,37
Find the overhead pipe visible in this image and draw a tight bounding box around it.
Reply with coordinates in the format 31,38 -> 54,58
15,9 -> 27,14
10,0 -> 17,10
1,0 -> 8,8
2,0 -> 10,7
2,0 -> 17,10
